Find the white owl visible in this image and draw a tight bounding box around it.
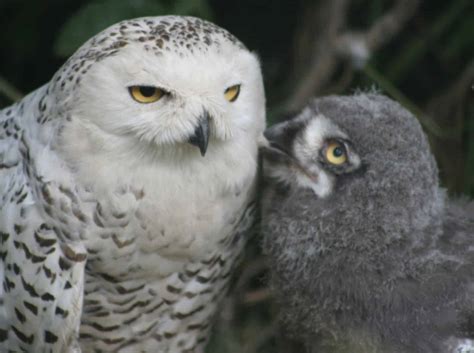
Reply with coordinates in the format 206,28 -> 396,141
0,16 -> 265,352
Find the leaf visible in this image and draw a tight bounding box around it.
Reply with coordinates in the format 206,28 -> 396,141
54,0 -> 166,57
54,0 -> 214,58
54,0 -> 217,58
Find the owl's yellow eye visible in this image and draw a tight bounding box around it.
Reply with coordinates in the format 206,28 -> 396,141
224,84 -> 240,102
325,141 -> 347,165
129,86 -> 165,103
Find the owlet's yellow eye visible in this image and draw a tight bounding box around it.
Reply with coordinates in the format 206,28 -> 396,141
129,86 -> 165,103
325,141 -> 347,165
224,84 -> 241,102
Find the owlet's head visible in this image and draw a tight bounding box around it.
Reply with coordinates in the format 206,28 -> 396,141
262,94 -> 444,236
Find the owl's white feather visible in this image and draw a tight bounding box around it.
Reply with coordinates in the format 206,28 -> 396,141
0,16 -> 265,352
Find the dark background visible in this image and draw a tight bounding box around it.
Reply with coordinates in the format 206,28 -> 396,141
0,0 -> 472,352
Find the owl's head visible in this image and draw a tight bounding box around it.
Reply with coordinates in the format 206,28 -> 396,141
52,16 -> 265,162
262,94 -> 444,236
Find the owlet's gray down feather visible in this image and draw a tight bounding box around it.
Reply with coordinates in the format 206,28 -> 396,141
261,94 -> 474,353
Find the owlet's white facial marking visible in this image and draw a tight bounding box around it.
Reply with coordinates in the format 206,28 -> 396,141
263,110 -> 360,198
293,115 -> 348,197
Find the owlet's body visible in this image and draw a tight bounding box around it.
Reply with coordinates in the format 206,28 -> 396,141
0,16 -> 265,352
261,94 -> 474,353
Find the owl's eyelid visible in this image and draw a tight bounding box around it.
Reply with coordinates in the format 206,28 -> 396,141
321,137 -> 349,156
127,85 -> 171,95
226,83 -> 241,89
225,83 -> 242,95
323,136 -> 350,147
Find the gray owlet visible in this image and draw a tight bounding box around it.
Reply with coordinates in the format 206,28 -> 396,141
0,16 -> 265,352
261,94 -> 474,353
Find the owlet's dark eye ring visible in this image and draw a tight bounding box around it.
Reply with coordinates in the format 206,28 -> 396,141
129,85 -> 166,103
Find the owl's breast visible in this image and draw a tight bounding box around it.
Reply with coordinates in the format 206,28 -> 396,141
79,164 -> 255,279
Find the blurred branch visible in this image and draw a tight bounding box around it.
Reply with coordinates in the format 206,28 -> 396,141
286,0 -> 349,111
243,322 -> 278,353
425,59 -> 474,118
424,59 -> 474,192
0,75 -> 23,103
323,65 -> 354,95
235,258 -> 271,304
387,0 -> 471,81
243,288 -> 271,305
362,64 -> 454,138
336,0 -> 420,63
424,59 -> 473,136
285,0 -> 421,112
365,0 -> 420,51
235,257 -> 267,292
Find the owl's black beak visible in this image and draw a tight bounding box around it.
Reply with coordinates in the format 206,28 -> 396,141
188,111 -> 210,156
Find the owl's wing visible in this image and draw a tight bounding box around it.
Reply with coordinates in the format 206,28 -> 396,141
185,199 -> 258,351
0,92 -> 86,353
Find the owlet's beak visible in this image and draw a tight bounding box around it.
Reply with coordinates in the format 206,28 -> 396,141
188,111 -> 211,156
262,122 -> 296,159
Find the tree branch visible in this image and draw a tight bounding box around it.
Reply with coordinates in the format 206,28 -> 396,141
424,59 -> 474,192
285,0 -> 421,112
285,0 -> 350,111
365,0 -> 420,51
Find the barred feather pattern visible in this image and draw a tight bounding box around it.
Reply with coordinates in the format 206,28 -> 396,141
0,86 -> 257,352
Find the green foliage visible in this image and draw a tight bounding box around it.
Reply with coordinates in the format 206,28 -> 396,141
443,16 -> 474,59
54,0 -> 213,57
386,0 -> 471,83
